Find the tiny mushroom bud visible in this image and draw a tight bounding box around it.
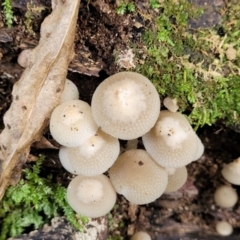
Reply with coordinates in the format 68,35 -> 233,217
225,45 -> 237,61
216,221 -> 233,236
131,231 -> 151,240
67,174 -> 116,218
59,129 -> 120,176
214,185 -> 238,208
17,49 -> 32,68
221,157 -> 240,185
91,72 -> 160,140
50,100 -> 98,147
164,166 -> 188,193
143,110 -> 198,168
163,96 -> 179,112
60,79 -> 79,103
109,149 -> 168,205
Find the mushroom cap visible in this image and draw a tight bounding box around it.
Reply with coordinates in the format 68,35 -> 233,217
50,100 -> 98,147
163,97 -> 179,112
109,149 -> 168,205
164,166 -> 188,193
192,134 -> 204,161
59,129 -> 120,176
67,174 -> 116,218
60,79 -> 79,103
214,185 -> 238,208
17,49 -> 32,68
221,157 -> 240,185
131,231 -> 151,240
142,110 -> 198,168
91,72 -> 160,140
216,221 -> 233,236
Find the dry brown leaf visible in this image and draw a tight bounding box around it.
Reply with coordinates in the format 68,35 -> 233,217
0,0 -> 80,200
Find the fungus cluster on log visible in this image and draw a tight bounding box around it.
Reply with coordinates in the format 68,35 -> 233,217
49,72 -> 204,220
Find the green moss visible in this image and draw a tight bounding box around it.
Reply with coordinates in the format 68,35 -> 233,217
134,0 -> 240,128
0,156 -> 87,239
2,0 -> 14,27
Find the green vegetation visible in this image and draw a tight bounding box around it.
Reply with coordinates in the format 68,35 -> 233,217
2,0 -> 14,27
116,1 -> 135,15
0,156 -> 88,239
133,0 -> 240,128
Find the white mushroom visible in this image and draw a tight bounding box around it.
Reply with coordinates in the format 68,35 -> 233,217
216,221 -> 233,236
59,129 -> 120,176
221,157 -> 240,185
163,97 -> 179,112
131,231 -> 151,240
192,134 -> 204,161
91,72 -> 160,140
142,110 -> 198,168
67,174 -> 116,218
17,49 -> 32,68
50,100 -> 98,147
109,149 -> 168,205
164,166 -> 188,193
214,185 -> 238,208
60,79 -> 79,103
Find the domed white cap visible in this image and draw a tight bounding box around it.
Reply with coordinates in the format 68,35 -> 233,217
91,72 -> 160,140
143,110 -> 198,168
221,157 -> 240,185
109,149 -> 168,205
60,79 -> 79,103
59,129 -> 120,176
67,174 -> 116,218
214,185 -> 238,208
165,166 -> 188,193
50,100 -> 98,147
131,231 -> 151,240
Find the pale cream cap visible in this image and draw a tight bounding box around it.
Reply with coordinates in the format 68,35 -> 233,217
91,72 -> 160,140
216,221 -> 233,236
59,129 -> 120,176
67,174 -> 116,218
50,100 -> 98,147
143,110 -> 198,168
109,149 -> 168,205
214,185 -> 238,208
164,166 -> 188,193
221,157 -> 240,185
60,79 -> 79,103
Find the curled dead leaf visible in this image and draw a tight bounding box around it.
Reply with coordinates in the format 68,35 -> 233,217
0,0 -> 80,200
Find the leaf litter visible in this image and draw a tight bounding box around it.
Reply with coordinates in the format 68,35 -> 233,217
0,0 -> 80,200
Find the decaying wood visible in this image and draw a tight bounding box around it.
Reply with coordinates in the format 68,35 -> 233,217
0,0 -> 80,200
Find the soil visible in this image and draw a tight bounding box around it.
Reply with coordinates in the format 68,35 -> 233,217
1,0 -> 240,239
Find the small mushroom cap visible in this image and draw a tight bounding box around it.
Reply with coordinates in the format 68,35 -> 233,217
67,174 -> 116,218
142,110 -> 198,168
17,49 -> 32,68
216,221 -> 233,236
214,185 -> 238,208
91,72 -> 160,140
192,135 -> 204,161
225,46 -> 237,61
163,97 -> 179,112
164,166 -> 188,193
222,157 -> 240,185
109,149 -> 168,205
59,129 -> 120,176
131,231 -> 151,240
60,79 -> 79,103
50,100 -> 98,147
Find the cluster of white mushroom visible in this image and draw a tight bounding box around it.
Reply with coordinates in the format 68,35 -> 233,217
49,72 -> 204,219
213,157 -> 240,236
